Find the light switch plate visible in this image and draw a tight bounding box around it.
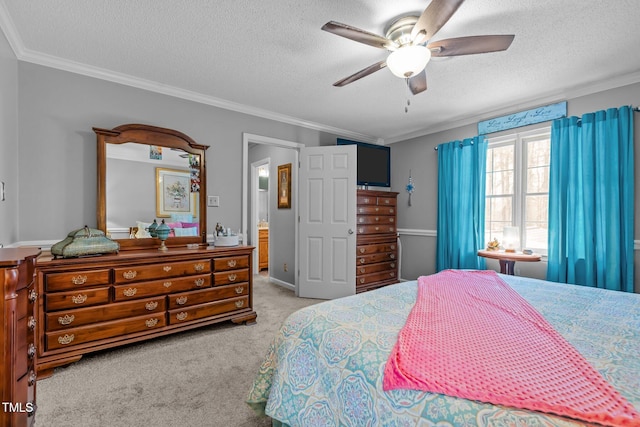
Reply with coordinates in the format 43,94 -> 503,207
208,195 -> 220,207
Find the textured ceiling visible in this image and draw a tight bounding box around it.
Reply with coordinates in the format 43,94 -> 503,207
1,0 -> 639,143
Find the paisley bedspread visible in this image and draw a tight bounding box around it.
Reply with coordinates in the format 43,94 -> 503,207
247,273 -> 640,426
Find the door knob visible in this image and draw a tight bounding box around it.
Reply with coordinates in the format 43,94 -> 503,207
348,229 -> 354,234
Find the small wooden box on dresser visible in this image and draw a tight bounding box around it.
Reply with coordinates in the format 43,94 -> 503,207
356,190 -> 399,293
1,248 -> 40,427
35,246 -> 256,378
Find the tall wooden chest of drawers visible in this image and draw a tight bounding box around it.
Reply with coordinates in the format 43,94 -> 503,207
1,248 -> 40,427
35,246 -> 256,377
356,190 -> 399,292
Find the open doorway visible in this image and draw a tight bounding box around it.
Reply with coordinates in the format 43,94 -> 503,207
252,160 -> 270,278
242,133 -> 303,293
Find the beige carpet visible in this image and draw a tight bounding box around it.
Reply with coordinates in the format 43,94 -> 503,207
35,275 -> 320,427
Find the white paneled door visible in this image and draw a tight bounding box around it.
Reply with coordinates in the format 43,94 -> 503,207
298,145 -> 356,299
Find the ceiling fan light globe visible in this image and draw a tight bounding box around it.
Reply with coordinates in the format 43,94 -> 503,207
387,45 -> 431,78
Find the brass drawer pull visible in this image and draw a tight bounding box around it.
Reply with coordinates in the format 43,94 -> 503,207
58,314 -> 75,325
176,312 -> 188,321
375,226 -> 380,231
390,254 -> 396,259
389,218 -> 395,223
145,301 -> 158,311
359,258 -> 365,264
71,275 -> 87,285
123,287 -> 137,297
227,259 -> 237,268
163,265 -> 172,272
390,245 -> 396,250
28,370 -> 36,386
228,273 -> 237,282
29,289 -> 38,302
375,207 -> 379,212
391,263 -> 396,268
364,198 -> 370,203
123,270 -> 137,280
235,300 -> 244,308
27,343 -> 36,357
359,278 -> 365,284
27,316 -> 36,330
375,217 -> 380,222
235,286 -> 244,294
194,263 -> 205,272
57,334 -> 75,345
72,294 -> 87,304
163,281 -> 172,288
194,278 -> 206,287
390,272 -> 395,277
384,199 -> 390,204
359,268 -> 366,274
145,318 -> 159,328
390,208 -> 394,214
359,248 -> 365,254
176,296 -> 188,305
358,228 -> 364,233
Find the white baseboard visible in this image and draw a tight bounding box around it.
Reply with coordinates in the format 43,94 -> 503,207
267,276 -> 295,292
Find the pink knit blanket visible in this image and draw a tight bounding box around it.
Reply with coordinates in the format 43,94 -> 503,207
383,270 -> 640,426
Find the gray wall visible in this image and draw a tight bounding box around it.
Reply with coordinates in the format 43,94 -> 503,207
390,82 -> 640,292
248,144 -> 298,285
15,62 -> 338,244
0,30 -> 18,246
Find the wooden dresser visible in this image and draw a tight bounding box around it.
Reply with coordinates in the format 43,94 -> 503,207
1,248 -> 40,427
356,190 -> 399,292
258,228 -> 269,271
35,246 -> 255,377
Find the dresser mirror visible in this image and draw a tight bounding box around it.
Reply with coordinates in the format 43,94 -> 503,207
95,124 -> 208,250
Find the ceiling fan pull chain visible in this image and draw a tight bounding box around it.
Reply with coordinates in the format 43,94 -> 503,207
405,78 -> 411,113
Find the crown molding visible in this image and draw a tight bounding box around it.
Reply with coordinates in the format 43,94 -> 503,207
0,7 -> 379,146
385,70 -> 640,144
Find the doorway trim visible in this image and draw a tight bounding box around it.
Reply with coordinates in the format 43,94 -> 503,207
242,133 -> 303,291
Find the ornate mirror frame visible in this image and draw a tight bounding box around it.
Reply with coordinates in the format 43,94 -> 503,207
95,124 -> 208,250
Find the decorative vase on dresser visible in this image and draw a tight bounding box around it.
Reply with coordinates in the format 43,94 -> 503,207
35,246 -> 256,378
1,248 -> 40,427
356,190 -> 399,292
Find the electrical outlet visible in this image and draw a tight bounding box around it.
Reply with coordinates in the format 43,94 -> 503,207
283,263 -> 288,272
207,195 -> 219,207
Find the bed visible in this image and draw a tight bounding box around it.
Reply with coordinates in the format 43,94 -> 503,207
247,272 -> 640,426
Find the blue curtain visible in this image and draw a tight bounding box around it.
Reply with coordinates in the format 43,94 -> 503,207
547,106 -> 634,292
436,136 -> 488,271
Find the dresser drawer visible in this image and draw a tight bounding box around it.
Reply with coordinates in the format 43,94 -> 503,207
357,270 -> 397,286
114,259 -> 211,283
356,195 -> 379,205
212,269 -> 249,286
357,252 -> 397,265
213,256 -> 249,271
168,296 -> 249,325
46,296 -> 166,331
45,286 -> 110,311
357,205 -> 396,215
357,261 -> 397,276
376,196 -> 396,206
357,225 -> 396,235
357,215 -> 395,225
45,269 -> 110,291
15,316 -> 31,378
357,243 -> 397,255
45,313 -> 167,350
169,283 -> 249,309
113,274 -> 211,301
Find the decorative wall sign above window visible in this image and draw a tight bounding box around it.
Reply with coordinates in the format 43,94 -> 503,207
478,101 -> 567,135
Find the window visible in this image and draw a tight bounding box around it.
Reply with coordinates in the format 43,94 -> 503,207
485,128 -> 551,254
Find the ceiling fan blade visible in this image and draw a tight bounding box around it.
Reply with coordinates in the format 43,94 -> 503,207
408,70 -> 427,95
333,60 -> 387,87
411,0 -> 465,43
322,21 -> 396,50
428,35 -> 515,56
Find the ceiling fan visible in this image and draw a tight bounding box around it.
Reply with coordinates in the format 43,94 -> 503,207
321,0 -> 515,96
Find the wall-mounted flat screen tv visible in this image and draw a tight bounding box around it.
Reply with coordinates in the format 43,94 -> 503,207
337,138 -> 391,188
